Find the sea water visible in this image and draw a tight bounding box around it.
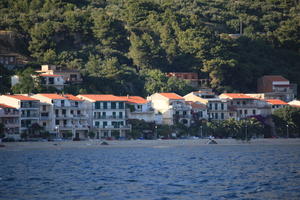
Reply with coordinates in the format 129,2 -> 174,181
0,144 -> 300,200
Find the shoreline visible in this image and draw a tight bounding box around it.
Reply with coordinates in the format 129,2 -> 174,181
1,138 -> 300,150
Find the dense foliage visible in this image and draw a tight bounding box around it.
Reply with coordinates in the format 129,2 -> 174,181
1,0 -> 300,95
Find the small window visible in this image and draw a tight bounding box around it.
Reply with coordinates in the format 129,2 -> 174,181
43,122 -> 46,127
237,101 -> 240,105
244,110 -> 248,115
119,102 -> 124,109
253,110 -> 256,115
221,113 -> 224,119
111,102 -> 116,109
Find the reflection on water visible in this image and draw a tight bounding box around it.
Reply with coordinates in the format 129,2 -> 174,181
0,145 -> 300,200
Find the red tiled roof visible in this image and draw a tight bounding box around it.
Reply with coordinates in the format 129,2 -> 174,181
263,75 -> 288,82
159,93 -> 184,100
186,101 -> 206,109
120,96 -> 147,104
4,95 -> 38,101
63,94 -> 83,101
265,99 -> 288,105
38,93 -> 67,100
39,74 -> 62,77
221,93 -> 254,99
0,103 -> 16,109
78,94 -> 125,102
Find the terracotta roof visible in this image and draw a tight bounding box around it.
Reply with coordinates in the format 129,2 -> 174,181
120,96 -> 147,104
78,94 -> 125,102
38,93 -> 67,100
262,75 -> 288,82
186,101 -> 206,109
63,94 -> 83,101
265,99 -> 288,105
221,93 -> 254,99
0,103 -> 16,109
159,93 -> 184,100
3,95 -> 38,101
39,74 -> 62,77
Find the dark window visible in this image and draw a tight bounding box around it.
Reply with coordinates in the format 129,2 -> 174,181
209,104 -> 212,110
215,113 -> 218,119
244,110 -> 248,114
119,112 -> 123,118
221,113 -> 224,119
119,102 -> 124,109
111,102 -> 116,109
242,101 -> 246,105
55,120 -> 59,125
103,102 -> 107,109
237,101 -> 240,105
221,103 -> 224,110
215,103 -> 218,110
42,105 -> 47,111
103,121 -> 107,128
253,110 -> 256,115
43,122 -> 46,126
183,111 -> 187,115
95,102 -> 100,109
95,121 -> 99,127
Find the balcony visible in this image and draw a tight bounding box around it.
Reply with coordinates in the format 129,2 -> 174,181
55,114 -> 72,119
94,124 -> 131,130
21,104 -> 39,109
94,116 -> 124,120
3,111 -> 19,117
73,114 -> 88,119
21,113 -> 39,118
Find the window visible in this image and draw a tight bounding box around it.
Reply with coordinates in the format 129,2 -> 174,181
221,113 -> 224,119
119,102 -> 124,109
42,105 -> 47,111
253,110 -> 256,115
77,110 -> 81,115
103,102 -> 107,109
119,112 -> 123,118
113,112 -> 116,118
242,101 -> 246,105
199,111 -> 203,118
239,110 -> 242,115
43,122 -> 46,127
215,103 -> 218,110
209,104 -> 212,110
221,103 -> 224,110
95,102 -> 100,109
111,102 -> 116,109
237,101 -> 240,105
244,110 -> 248,115
102,112 -> 106,118
103,121 -> 107,128
183,111 -> 187,116
61,100 -> 65,106
215,113 -> 218,119
55,120 -> 59,125
95,121 -> 99,127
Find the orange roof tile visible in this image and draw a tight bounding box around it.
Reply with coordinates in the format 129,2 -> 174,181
120,96 -> 147,104
63,94 -> 83,101
4,95 -> 38,101
186,101 -> 206,109
0,103 -> 16,109
263,75 -> 288,82
221,93 -> 254,99
78,94 -> 125,102
265,99 -> 288,105
38,93 -> 67,100
159,93 -> 184,100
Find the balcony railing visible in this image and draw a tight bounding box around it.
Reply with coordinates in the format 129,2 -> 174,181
21,114 -> 39,118
3,112 -> 19,116
94,116 -> 124,119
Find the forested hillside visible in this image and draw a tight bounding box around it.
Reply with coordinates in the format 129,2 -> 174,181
0,0 -> 299,96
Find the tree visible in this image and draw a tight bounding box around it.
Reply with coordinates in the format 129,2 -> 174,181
0,64 -> 12,94
12,68 -> 42,94
0,123 -> 5,138
272,107 -> 300,137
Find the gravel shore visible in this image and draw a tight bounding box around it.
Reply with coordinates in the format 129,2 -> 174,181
1,138 -> 300,150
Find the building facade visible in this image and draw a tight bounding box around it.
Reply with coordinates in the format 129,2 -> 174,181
78,95 -> 131,139
0,104 -> 19,139
148,93 -> 192,126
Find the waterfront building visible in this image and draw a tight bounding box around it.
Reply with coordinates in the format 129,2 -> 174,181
185,101 -> 208,122
77,94 -> 131,139
148,93 -> 192,126
31,94 -> 89,139
219,93 -> 270,119
256,75 -> 297,102
39,74 -> 65,90
120,96 -> 160,123
184,90 -> 232,121
0,95 -> 39,138
0,103 -> 19,139
264,99 -> 288,113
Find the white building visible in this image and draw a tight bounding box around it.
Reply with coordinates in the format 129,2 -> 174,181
39,74 -> 65,90
264,99 -> 288,113
31,94 -> 89,139
77,94 -> 131,139
0,95 -> 39,138
0,103 -> 19,139
184,91 -> 232,121
219,93 -> 271,119
148,93 -> 192,126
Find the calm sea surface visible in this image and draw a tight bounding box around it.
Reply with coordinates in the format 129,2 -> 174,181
0,144 -> 300,200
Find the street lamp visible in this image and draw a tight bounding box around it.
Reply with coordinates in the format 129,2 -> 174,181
155,125 -> 158,139
245,124 -> 248,140
286,124 -> 289,138
200,126 -> 203,138
55,125 -> 59,138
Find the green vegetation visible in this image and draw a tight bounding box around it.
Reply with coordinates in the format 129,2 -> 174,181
272,107 -> 300,137
0,0 -> 299,95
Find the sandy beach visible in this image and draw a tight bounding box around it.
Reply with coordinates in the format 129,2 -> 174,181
1,138 -> 300,150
